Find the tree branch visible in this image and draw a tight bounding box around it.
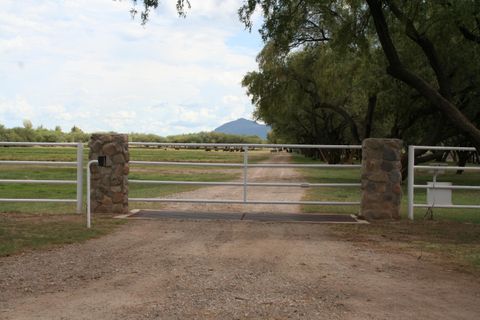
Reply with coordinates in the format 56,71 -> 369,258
386,0 -> 452,99
458,25 -> 480,44
366,0 -> 480,152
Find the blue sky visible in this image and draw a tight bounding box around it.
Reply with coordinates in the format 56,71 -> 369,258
0,0 -> 263,135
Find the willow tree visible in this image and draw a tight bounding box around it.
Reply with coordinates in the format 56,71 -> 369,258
239,0 -> 480,151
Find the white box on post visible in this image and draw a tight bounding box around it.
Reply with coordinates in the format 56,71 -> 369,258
427,182 -> 452,206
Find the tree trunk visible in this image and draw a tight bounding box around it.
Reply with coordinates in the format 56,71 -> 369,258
364,94 -> 377,139
456,151 -> 470,174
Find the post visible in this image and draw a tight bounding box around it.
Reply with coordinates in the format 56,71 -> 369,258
407,145 -> 415,220
360,138 -> 403,220
86,160 -> 97,228
88,134 -> 129,214
243,146 -> 248,203
76,142 -> 84,214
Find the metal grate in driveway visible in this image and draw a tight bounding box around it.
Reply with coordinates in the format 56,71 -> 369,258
125,210 -> 365,224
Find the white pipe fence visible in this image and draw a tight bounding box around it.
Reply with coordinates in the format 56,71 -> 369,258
4,141 -> 478,227
0,142 -> 84,213
407,145 -> 480,220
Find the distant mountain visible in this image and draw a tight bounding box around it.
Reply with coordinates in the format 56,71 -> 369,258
214,118 -> 271,140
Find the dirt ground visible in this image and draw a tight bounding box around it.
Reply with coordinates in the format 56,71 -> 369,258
1,154 -> 479,319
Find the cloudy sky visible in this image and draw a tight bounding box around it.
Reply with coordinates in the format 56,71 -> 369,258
0,0 -> 263,135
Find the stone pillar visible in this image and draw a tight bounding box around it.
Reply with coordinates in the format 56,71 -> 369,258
88,134 -> 129,214
360,138 -> 403,220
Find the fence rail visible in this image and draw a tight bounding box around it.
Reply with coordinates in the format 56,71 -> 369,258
0,142 -> 84,213
129,180 -> 361,188
130,160 -> 361,169
129,142 -> 363,149
407,145 -> 479,220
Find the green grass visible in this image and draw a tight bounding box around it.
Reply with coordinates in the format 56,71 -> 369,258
129,147 -> 268,163
0,146 -> 81,161
293,154 -> 361,214
0,146 -> 269,162
0,213 -> 126,257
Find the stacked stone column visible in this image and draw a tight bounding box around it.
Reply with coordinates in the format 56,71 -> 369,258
360,138 -> 403,220
88,134 -> 129,214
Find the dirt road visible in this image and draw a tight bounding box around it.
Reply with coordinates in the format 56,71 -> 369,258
1,153 -> 479,319
155,153 -> 307,213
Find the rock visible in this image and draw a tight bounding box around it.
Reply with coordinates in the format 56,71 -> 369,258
368,172 -> 389,183
112,192 -> 124,204
380,161 -> 394,172
111,185 -> 122,193
383,148 -> 400,161
102,143 -> 118,156
101,195 -> 113,206
112,154 -> 125,164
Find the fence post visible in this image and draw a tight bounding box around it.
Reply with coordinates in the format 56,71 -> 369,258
88,134 -> 129,214
360,138 -> 403,220
76,142 -> 84,214
243,146 -> 248,203
407,145 -> 415,220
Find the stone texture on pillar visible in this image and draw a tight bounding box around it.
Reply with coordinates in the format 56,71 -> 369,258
360,138 -> 403,220
89,134 -> 129,214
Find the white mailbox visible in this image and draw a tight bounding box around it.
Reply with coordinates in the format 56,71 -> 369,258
427,182 -> 452,206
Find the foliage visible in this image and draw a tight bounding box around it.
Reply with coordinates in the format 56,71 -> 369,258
0,123 -> 90,142
0,123 -> 265,144
166,131 -> 263,144
239,0 -> 480,162
243,43 -> 370,145
130,0 -> 190,23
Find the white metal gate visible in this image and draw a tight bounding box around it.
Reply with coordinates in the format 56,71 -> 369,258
126,142 -> 363,207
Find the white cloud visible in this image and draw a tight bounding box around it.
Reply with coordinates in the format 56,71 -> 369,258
0,0 -> 262,135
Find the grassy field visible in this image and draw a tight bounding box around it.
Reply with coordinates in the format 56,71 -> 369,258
0,146 -> 268,162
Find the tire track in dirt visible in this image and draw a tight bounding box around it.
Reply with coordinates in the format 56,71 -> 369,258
151,153 -> 307,214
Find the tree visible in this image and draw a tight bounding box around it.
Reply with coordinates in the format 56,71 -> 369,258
130,0 -> 190,23
22,119 -> 33,130
239,0 -> 480,152
244,44 -> 363,141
